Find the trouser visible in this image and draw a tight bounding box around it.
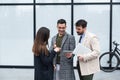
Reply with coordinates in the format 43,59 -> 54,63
55,64 -> 60,80
77,61 -> 94,80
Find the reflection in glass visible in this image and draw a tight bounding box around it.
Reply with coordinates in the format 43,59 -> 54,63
74,5 -> 110,53
0,6 -> 33,65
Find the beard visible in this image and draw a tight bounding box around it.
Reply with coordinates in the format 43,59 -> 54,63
58,31 -> 65,36
77,32 -> 84,35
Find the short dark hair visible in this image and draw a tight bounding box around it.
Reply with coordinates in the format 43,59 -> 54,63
57,19 -> 66,25
75,19 -> 87,28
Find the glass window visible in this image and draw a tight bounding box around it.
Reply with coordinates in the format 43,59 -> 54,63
112,5 -> 120,49
0,6 -> 33,65
0,0 -> 33,3
36,0 -> 71,3
74,0 -> 110,3
74,5 -> 110,53
113,0 -> 120,2
36,5 -> 71,44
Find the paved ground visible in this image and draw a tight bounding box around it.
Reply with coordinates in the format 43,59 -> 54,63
0,68 -> 119,80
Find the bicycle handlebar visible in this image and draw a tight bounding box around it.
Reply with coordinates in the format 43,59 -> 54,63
113,41 -> 120,46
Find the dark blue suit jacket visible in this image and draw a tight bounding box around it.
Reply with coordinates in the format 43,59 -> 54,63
34,50 -> 56,80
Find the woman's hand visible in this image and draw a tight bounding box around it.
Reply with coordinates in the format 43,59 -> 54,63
54,47 -> 61,52
53,65 -> 56,70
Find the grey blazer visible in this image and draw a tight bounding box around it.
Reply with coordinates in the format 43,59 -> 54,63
50,32 -> 76,80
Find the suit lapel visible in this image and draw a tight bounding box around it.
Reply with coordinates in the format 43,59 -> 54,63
53,35 -> 57,44
82,31 -> 88,46
53,33 -> 68,48
61,33 -> 68,48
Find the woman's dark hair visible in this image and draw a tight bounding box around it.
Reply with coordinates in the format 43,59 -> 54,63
32,27 -> 50,56
75,19 -> 87,28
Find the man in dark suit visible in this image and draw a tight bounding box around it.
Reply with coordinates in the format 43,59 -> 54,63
50,19 -> 76,80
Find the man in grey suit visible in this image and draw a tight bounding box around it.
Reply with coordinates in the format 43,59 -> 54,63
50,19 -> 76,80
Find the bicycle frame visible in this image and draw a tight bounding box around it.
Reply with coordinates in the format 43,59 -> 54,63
99,41 -> 120,72
113,45 -> 120,56
109,42 -> 120,68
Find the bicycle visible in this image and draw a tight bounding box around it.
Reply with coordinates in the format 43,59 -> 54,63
99,41 -> 120,72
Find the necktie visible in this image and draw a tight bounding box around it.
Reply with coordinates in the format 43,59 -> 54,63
79,35 -> 82,43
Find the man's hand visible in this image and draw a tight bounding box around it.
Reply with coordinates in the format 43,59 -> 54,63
53,43 -> 57,48
78,55 -> 84,61
65,53 -> 72,58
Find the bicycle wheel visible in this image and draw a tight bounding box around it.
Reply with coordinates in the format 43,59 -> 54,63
99,52 -> 119,72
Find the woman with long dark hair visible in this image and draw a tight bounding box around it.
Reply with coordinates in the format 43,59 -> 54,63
32,27 -> 60,80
